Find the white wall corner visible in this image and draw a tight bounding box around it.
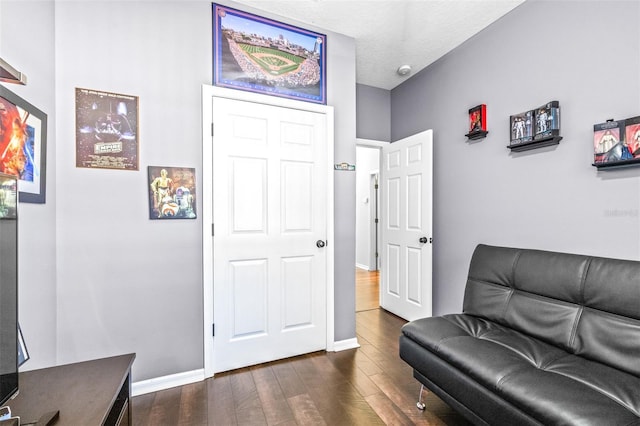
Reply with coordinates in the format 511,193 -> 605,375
132,369 -> 205,397
333,338 -> 360,352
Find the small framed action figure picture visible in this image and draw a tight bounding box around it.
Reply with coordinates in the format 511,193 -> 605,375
466,104 -> 488,140
147,166 -> 197,220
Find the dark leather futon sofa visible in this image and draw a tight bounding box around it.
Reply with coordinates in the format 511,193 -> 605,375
399,244 -> 640,425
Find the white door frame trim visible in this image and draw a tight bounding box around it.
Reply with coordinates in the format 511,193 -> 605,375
202,85 -> 335,378
356,138 -> 387,292
356,138 -> 389,148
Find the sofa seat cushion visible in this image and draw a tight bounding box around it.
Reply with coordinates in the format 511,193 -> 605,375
402,314 -> 640,426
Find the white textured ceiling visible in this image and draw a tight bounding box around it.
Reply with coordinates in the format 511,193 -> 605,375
231,0 -> 525,90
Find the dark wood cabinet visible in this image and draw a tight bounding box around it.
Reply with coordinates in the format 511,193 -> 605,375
9,353 -> 135,426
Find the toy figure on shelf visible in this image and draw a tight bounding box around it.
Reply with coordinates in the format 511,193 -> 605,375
593,120 -> 631,163
533,101 -> 560,140
465,104 -> 488,140
509,110 -> 534,145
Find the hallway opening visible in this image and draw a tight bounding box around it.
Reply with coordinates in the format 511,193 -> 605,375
356,268 -> 379,312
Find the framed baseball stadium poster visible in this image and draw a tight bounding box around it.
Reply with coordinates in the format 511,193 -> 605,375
213,3 -> 327,104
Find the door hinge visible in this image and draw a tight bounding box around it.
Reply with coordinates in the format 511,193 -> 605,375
212,324 -> 215,336
374,218 -> 379,223
212,223 -> 214,236
375,184 -> 379,189
211,123 -> 214,136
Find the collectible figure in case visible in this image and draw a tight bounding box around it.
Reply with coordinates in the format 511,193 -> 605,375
593,120 -> 629,163
510,110 -> 534,145
624,115 -> 640,158
0,174 -> 17,219
468,104 -> 487,133
534,101 -> 560,140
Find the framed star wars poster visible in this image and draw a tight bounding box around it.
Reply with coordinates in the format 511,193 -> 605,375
213,3 -> 327,104
75,88 -> 139,170
0,85 -> 47,203
148,166 -> 197,220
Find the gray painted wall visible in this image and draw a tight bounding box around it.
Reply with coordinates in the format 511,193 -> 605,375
356,84 -> 390,142
1,0 -> 58,370
54,1 -> 210,379
3,0 -> 356,382
328,32 -> 357,342
391,0 -> 640,315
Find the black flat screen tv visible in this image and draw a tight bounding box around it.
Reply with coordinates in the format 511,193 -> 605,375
0,172 -> 18,407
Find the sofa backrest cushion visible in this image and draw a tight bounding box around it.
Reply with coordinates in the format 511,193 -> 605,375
462,244 -> 640,377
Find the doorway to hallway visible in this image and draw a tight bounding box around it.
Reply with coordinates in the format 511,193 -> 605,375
355,131 -> 433,321
356,268 -> 379,312
355,143 -> 382,313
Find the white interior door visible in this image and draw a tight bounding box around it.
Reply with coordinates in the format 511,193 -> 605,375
380,130 -> 433,321
211,96 -> 329,373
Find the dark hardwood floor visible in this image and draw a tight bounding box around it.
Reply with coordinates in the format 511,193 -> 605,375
132,271 -> 467,425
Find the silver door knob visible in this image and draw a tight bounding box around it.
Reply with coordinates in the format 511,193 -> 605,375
419,237 -> 428,244
316,240 -> 326,248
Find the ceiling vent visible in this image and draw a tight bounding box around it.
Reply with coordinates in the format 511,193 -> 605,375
0,57 -> 27,85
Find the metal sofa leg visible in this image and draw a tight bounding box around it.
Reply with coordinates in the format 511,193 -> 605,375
416,384 -> 426,410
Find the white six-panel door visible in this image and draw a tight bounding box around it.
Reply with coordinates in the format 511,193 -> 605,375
210,96 -> 329,373
380,130 -> 433,321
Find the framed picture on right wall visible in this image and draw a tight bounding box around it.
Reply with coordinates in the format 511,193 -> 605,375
509,110 -> 534,145
533,101 -> 560,140
624,116 -> 640,158
592,116 -> 640,168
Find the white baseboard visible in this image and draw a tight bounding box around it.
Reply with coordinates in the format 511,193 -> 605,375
132,339 -> 360,396
355,263 -> 370,271
333,337 -> 360,352
132,368 -> 205,397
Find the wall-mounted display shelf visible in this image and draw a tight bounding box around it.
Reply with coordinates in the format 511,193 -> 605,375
507,136 -> 562,152
592,158 -> 640,170
465,130 -> 488,140
510,101 -> 560,149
